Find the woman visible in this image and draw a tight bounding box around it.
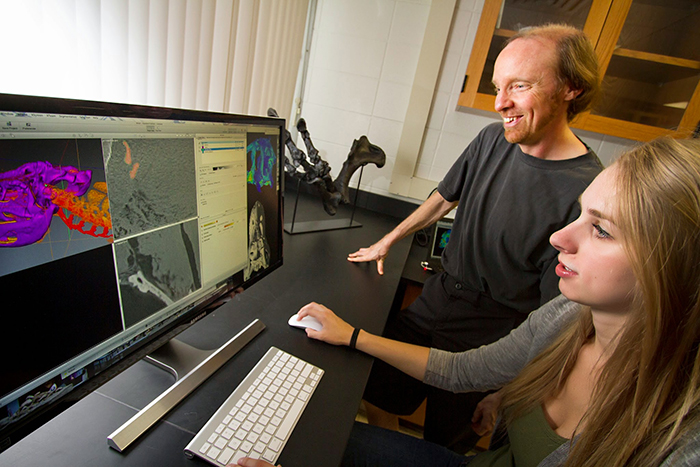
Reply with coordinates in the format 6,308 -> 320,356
236,137 -> 700,466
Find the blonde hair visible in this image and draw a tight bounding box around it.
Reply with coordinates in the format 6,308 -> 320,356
499,137 -> 700,466
506,24 -> 600,122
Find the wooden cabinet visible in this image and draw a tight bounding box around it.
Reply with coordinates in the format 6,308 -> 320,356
458,0 -> 700,141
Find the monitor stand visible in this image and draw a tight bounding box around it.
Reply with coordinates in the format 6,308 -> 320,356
107,319 -> 265,452
285,167 -> 364,234
144,338 -> 215,381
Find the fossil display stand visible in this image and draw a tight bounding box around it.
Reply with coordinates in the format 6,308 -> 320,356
284,166 -> 364,234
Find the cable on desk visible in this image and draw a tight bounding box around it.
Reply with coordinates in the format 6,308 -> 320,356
414,228 -> 429,247
413,187 -> 439,247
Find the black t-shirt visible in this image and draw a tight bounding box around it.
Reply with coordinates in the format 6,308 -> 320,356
437,123 -> 603,313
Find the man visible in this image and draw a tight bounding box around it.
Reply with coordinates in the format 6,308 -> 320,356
348,24 -> 604,451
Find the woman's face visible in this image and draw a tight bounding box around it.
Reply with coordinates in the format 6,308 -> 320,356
550,166 -> 637,314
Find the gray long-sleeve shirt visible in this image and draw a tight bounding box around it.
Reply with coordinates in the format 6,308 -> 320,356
423,295 -> 700,466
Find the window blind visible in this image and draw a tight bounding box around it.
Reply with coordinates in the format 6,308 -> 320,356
1,0 -> 308,117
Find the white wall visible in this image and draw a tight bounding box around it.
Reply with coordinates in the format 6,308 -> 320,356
298,0 -> 637,206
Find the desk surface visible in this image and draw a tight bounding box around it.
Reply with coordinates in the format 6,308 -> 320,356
0,192 -> 411,467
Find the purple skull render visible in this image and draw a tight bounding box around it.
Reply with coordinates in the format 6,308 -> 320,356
1,161 -> 94,247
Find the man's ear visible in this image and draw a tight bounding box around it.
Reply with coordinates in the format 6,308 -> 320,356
564,87 -> 583,102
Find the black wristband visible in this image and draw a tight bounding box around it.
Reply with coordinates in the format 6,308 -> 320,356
349,328 -> 361,349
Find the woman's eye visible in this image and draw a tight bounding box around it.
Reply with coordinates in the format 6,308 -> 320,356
593,223 -> 612,239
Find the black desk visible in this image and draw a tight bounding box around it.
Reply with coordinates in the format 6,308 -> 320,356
0,193 -> 411,467
401,232 -> 436,285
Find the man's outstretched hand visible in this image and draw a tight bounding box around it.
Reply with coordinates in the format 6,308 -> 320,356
347,240 -> 390,275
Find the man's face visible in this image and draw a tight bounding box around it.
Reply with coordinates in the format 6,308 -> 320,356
492,37 -> 575,151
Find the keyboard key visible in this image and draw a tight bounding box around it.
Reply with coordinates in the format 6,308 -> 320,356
206,446 -> 221,460
218,447 -> 235,464
301,364 -> 312,378
232,450 -> 247,464
262,449 -> 276,462
214,437 -> 227,449
269,437 -> 283,452
276,400 -> 304,440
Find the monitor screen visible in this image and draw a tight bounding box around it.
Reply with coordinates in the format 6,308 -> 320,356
0,93 -> 284,448
430,219 -> 452,259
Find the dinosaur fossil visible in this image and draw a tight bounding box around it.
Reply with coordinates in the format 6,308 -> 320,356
268,108 -> 386,215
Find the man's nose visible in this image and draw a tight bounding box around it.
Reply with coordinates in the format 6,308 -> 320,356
494,90 -> 511,112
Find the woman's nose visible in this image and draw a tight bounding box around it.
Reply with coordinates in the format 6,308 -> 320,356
550,223 -> 576,253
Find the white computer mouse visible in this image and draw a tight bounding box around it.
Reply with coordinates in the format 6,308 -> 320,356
288,313 -> 323,332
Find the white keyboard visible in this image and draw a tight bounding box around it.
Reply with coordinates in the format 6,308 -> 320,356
184,346 -> 324,466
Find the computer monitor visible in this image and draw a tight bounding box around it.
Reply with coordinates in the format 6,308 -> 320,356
430,219 -> 453,260
0,93 -> 284,450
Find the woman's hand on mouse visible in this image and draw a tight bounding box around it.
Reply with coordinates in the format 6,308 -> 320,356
297,302 -> 354,346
